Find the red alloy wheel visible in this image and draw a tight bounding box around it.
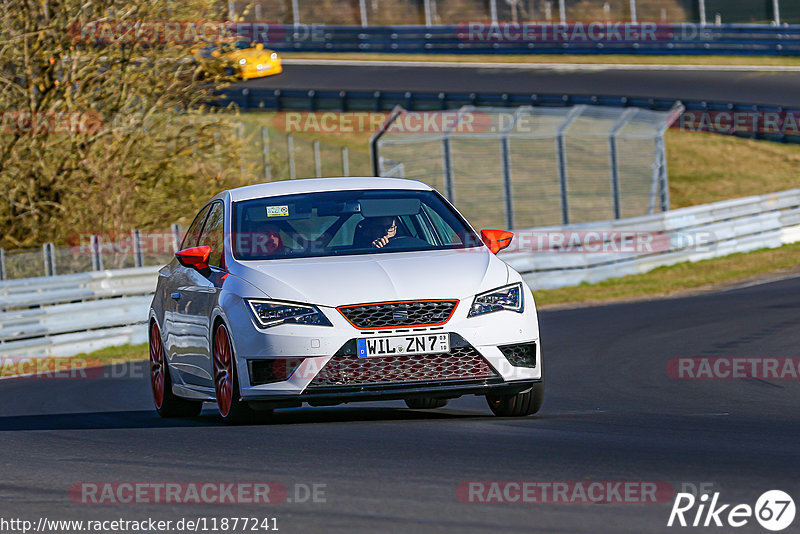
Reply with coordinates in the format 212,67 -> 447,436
213,323 -> 234,417
149,322 -> 165,409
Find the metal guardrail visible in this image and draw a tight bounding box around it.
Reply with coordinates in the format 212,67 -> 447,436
502,188 -> 800,289
3,188 -> 800,358
0,267 -> 159,358
252,23 -> 800,56
220,89 -> 800,145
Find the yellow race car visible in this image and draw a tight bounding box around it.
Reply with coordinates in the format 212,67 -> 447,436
195,41 -> 282,80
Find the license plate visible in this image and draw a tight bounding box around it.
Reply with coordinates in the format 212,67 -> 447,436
357,334 -> 450,358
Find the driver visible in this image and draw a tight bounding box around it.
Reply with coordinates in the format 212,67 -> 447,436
366,216 -> 398,249
256,223 -> 285,255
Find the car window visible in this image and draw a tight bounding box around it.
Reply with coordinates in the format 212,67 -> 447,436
233,189 -> 480,261
181,203 -> 212,250
197,202 -> 225,268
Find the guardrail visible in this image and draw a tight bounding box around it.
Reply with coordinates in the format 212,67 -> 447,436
0,267 -> 159,358
220,89 -> 800,145
3,188 -> 800,359
253,23 -> 800,56
503,188 -> 800,289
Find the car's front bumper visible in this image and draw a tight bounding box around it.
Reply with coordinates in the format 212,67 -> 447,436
222,287 -> 542,402
245,378 -> 541,410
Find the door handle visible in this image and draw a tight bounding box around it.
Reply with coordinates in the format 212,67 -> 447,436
171,292 -> 182,300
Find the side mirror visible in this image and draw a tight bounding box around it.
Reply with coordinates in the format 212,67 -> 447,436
255,43 -> 264,50
176,246 -> 211,270
481,229 -> 514,254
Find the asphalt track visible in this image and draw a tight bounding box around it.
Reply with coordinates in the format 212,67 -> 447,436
232,62 -> 800,108
2,276 -> 800,533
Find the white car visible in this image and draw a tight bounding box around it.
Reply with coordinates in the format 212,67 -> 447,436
148,177 -> 543,423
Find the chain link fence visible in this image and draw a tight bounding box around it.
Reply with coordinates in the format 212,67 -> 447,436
229,1 -> 797,26
373,104 -> 681,230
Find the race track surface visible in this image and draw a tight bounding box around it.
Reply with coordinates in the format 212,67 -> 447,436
2,276 -> 799,533
234,63 -> 800,107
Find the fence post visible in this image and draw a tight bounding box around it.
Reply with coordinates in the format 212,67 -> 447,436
313,140 -> 322,177
255,3 -> 262,20
171,224 -> 182,253
442,137 -> 455,203
556,106 -> 584,225
629,0 -> 637,23
342,146 -> 350,176
359,0 -> 368,26
132,229 -> 144,268
559,0 -> 566,23
657,135 -> 670,212
698,0 -> 706,25
91,235 -> 104,271
424,0 -> 433,27
490,0 -> 498,23
261,127 -> 271,180
609,108 -> 637,220
291,0 -> 300,26
773,0 -> 781,25
0,248 -> 5,281
287,134 -> 297,179
43,243 -> 56,277
228,1 -> 235,20
500,136 -> 514,229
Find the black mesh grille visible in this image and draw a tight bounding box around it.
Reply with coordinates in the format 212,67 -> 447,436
499,342 -> 537,368
307,346 -> 497,388
338,300 -> 458,329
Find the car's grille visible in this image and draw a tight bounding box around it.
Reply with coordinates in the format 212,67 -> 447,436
499,342 -> 537,368
338,300 -> 458,330
307,346 -> 497,388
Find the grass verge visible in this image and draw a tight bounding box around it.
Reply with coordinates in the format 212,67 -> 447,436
534,242 -> 800,308
0,343 -> 147,379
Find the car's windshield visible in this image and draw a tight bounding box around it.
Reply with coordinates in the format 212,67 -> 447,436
232,189 -> 481,260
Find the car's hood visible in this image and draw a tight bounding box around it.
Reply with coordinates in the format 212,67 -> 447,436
229,249 -> 509,307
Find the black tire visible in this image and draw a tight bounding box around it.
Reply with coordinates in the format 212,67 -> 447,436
213,322 -> 262,425
150,322 -> 203,418
405,397 -> 449,409
487,376 -> 545,417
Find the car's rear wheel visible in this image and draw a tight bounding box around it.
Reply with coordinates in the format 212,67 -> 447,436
150,322 -> 203,418
404,397 -> 449,409
213,322 -> 260,424
486,380 -> 545,417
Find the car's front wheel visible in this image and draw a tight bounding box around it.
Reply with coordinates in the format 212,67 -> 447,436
486,380 -> 544,417
213,322 -> 262,424
150,322 -> 203,418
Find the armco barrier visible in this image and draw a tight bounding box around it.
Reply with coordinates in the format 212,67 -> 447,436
3,189 -> 800,359
503,188 -> 800,289
251,24 -> 800,56
0,267 -> 159,359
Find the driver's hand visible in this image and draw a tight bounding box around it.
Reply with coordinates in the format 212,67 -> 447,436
372,236 -> 390,248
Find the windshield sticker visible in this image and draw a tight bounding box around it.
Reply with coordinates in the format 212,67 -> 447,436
266,205 -> 289,217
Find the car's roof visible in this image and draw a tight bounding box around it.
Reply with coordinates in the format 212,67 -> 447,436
226,177 -> 433,202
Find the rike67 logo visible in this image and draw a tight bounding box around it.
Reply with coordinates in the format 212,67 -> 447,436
668,490 -> 796,531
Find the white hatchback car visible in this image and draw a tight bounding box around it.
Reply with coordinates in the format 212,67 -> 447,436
148,178 -> 543,423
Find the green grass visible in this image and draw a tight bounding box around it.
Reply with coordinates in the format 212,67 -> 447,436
283,52 -> 800,67
534,242 -> 800,308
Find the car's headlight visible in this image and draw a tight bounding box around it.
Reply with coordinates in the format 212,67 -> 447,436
468,283 -> 523,318
246,299 -> 332,328
270,52 -> 278,61
239,58 -> 247,65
